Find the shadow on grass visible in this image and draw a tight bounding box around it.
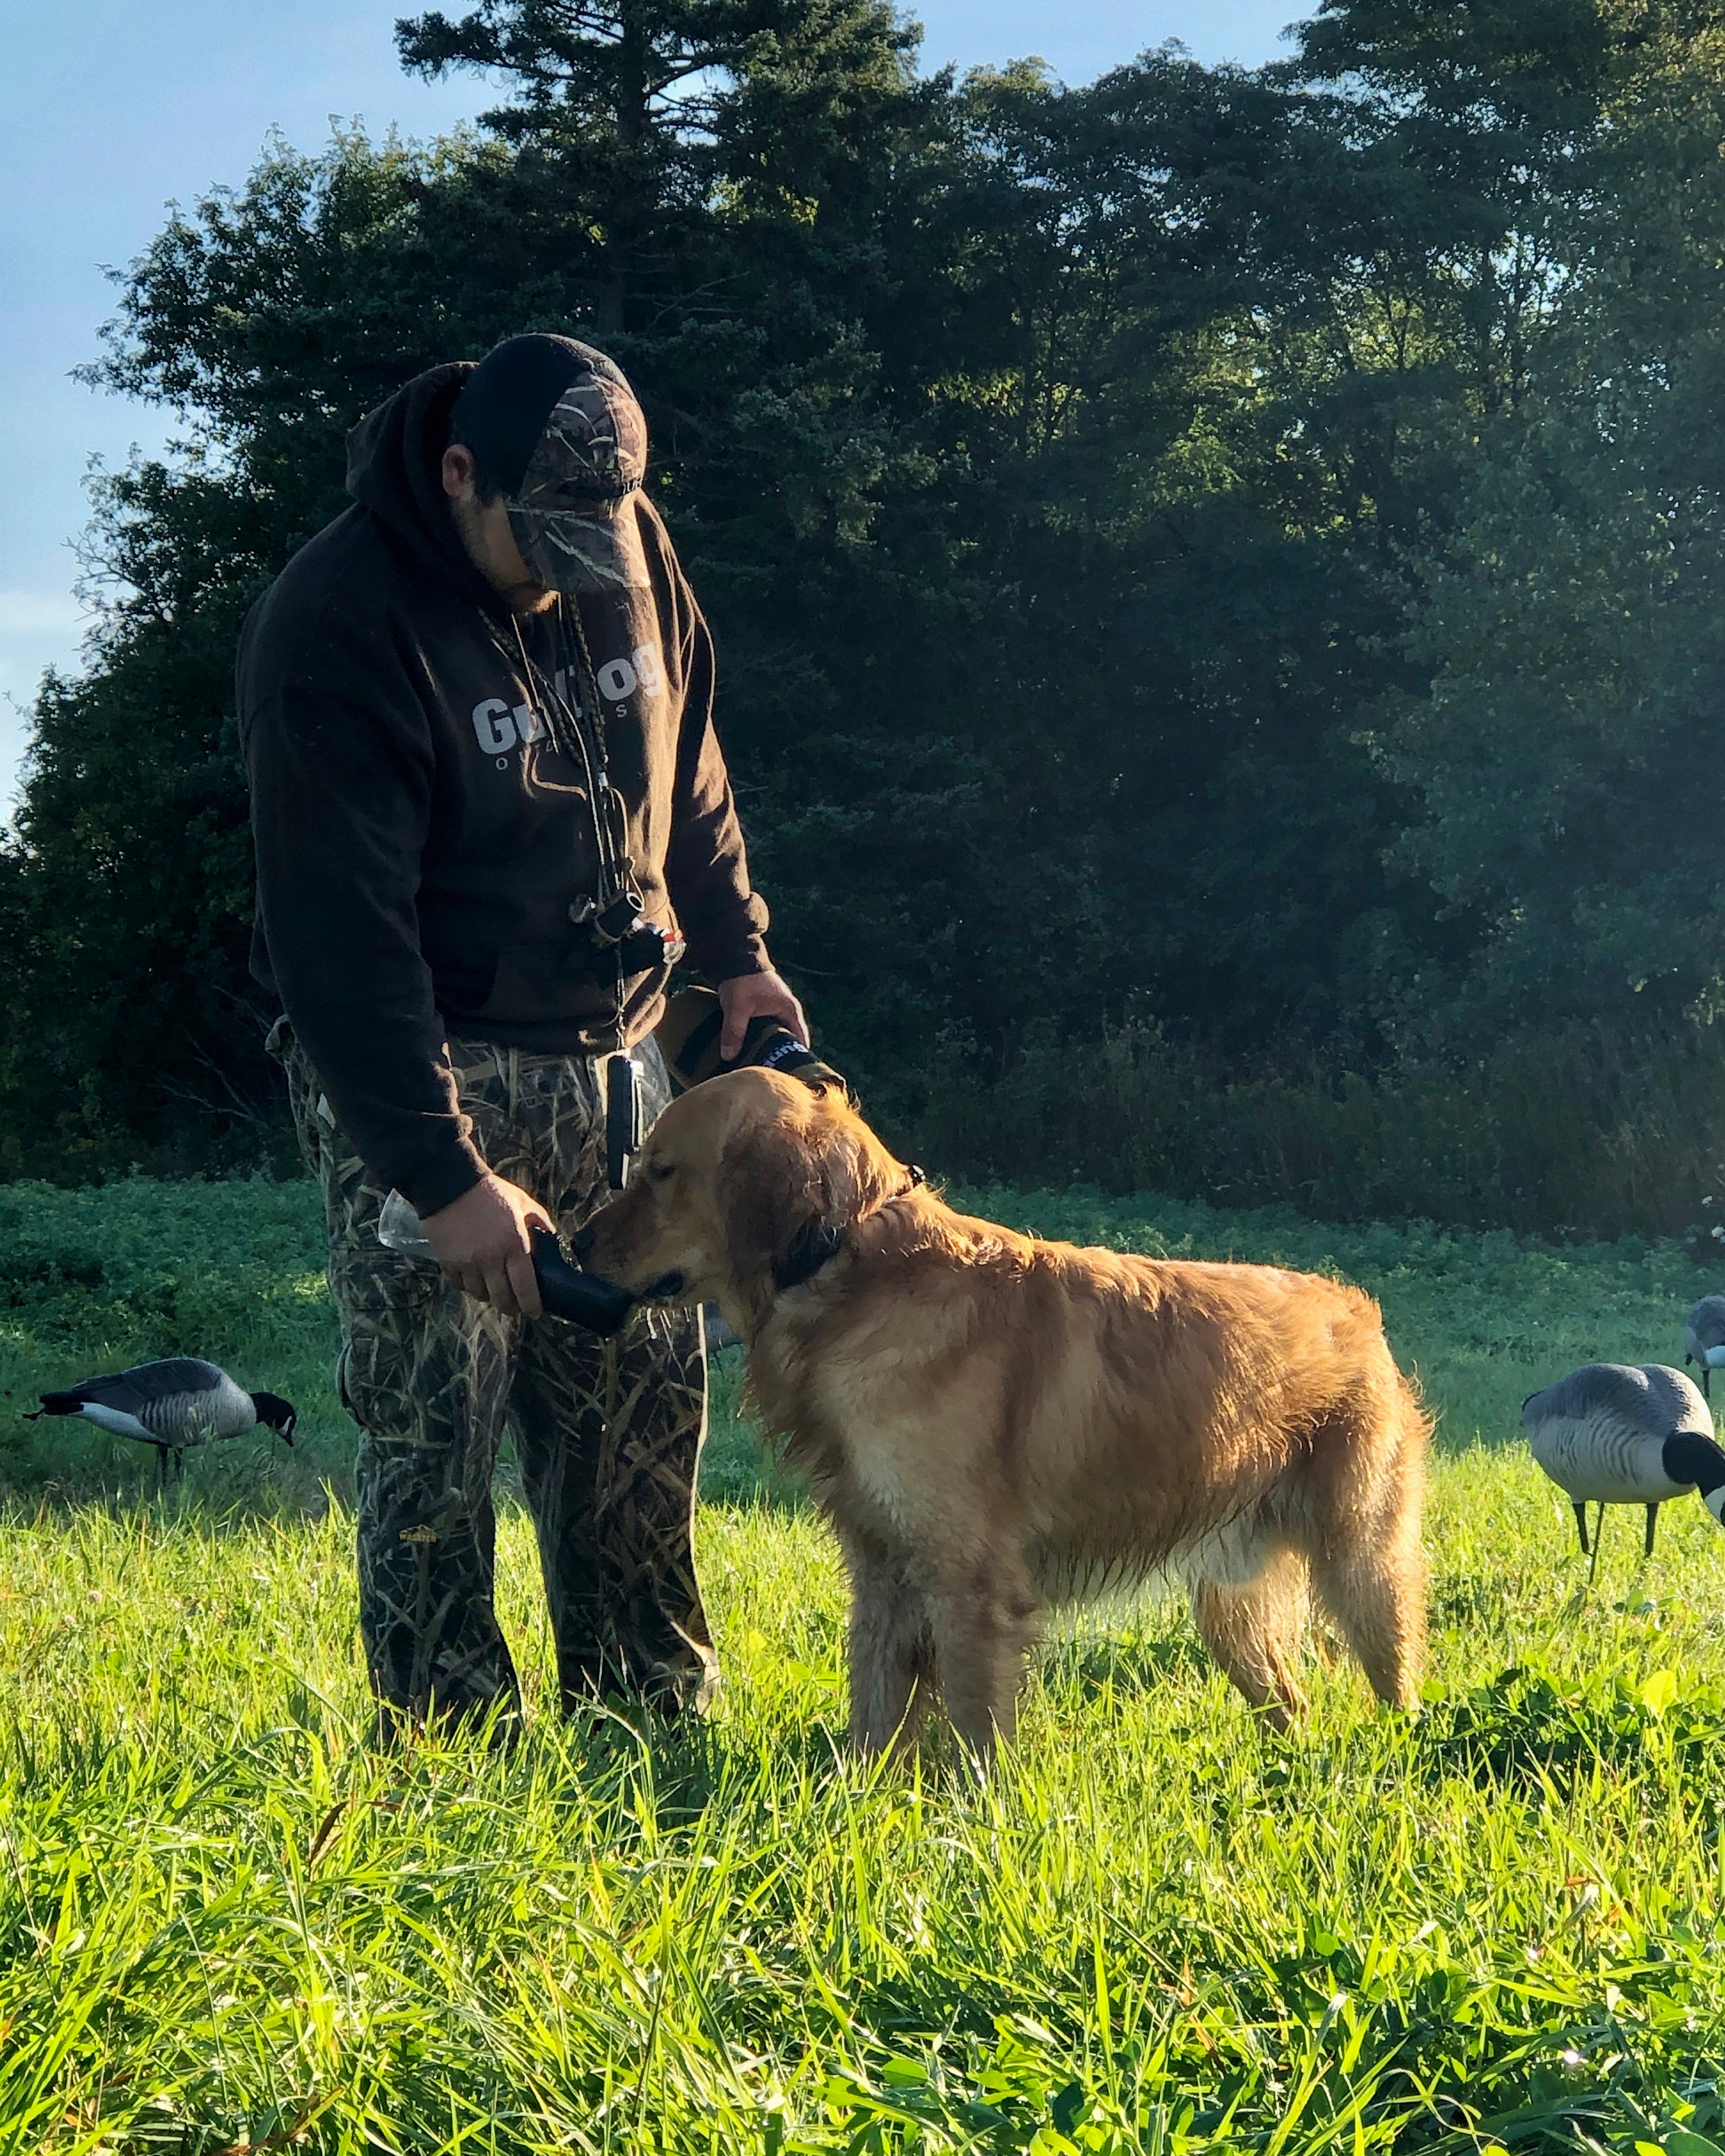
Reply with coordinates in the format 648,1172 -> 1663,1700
1038,1626 -> 1208,1700
0,1442 -> 351,1526
1403,1656 -> 1725,1800
0,1385 -> 803,1525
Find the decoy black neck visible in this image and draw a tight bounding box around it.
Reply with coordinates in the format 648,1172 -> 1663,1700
1663,1430 -> 1725,1522
251,1392 -> 298,1444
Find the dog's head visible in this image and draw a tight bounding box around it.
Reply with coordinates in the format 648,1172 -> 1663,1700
576,1066 -> 909,1330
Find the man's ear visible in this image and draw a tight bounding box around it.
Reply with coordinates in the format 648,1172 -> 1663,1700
442,442 -> 477,500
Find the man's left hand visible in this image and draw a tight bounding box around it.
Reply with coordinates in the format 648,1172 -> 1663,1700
717,970 -> 809,1061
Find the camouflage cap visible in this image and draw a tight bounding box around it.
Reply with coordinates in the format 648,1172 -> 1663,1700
505,368 -> 652,594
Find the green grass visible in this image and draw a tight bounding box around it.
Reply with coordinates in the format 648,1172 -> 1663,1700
5,1176 -> 1725,2152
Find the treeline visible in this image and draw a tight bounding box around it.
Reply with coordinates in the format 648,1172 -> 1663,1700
6,0 -> 1725,1237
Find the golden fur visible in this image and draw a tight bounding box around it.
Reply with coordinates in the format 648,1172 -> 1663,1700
579,1068 -> 1430,1761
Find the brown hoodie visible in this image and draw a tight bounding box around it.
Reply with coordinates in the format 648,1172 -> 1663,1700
237,362 -> 771,1215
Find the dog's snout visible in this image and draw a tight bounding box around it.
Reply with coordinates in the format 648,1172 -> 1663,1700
571,1224 -> 596,1260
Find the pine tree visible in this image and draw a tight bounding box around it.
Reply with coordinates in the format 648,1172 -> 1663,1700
396,0 -> 922,329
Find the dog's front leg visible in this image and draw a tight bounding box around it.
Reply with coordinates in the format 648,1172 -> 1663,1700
843,1531 -> 936,1758
930,1557 -> 1038,1770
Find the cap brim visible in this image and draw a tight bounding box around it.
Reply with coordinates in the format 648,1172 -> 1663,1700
508,499 -> 651,594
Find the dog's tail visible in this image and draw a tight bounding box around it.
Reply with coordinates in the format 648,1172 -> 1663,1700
1305,1346 -> 1430,1711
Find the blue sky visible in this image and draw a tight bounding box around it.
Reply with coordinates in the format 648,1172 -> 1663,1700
2,0 -> 1307,814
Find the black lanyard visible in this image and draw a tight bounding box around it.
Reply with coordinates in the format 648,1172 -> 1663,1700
508,601 -> 637,916
507,601 -> 641,1050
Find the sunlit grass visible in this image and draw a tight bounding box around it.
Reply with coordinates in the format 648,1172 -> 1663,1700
4,1177 -> 1725,2150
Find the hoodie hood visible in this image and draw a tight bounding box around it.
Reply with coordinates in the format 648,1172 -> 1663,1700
345,362 -> 501,610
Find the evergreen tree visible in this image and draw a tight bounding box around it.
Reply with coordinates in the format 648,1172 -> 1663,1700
395,0 -> 924,328
10,0 -> 1719,1189
1378,7 -> 1725,1045
1,133 -> 448,1173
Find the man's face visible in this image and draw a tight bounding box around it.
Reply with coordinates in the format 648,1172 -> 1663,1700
442,445 -> 555,613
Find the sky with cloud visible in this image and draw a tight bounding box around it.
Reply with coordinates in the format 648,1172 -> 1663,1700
2,0 -> 1306,819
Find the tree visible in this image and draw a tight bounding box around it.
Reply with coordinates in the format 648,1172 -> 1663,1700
395,0 -> 924,330
1376,7 -> 1725,1048
1,132 -> 451,1173
0,20 -> 961,1168
12,0 -> 1708,1186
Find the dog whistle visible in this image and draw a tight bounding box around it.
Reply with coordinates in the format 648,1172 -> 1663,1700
605,1052 -> 645,1189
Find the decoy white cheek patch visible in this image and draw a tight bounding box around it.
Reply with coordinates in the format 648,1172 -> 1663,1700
1705,1486 -> 1725,1527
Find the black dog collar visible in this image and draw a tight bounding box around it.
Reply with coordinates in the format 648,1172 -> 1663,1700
769,1165 -> 926,1295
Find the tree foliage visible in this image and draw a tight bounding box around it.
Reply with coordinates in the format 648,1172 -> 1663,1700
1377,10 -> 1725,1045
6,0 -> 1725,1205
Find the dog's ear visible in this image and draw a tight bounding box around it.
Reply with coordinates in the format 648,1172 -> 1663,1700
717,1114 -> 827,1295
717,1094 -> 893,1296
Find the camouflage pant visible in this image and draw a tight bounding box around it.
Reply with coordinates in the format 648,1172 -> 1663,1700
272,1022 -> 715,1735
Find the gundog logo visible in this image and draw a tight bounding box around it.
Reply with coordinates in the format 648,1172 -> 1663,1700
469,644 -> 665,755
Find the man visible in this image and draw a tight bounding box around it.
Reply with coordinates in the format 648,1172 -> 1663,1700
238,333 -> 804,1734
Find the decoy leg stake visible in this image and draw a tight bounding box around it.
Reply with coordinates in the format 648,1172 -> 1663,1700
1572,1500 -> 1589,1555
1645,1502 -> 1659,1559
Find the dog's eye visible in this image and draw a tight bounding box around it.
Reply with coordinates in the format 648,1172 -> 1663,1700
647,1161 -> 677,1184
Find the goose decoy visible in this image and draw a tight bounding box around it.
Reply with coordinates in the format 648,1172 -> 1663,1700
1521,1362 -> 1725,1570
27,1359 -> 296,1485
1684,1295 -> 1725,1399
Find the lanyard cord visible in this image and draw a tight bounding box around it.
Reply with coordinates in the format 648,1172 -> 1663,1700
508,607 -> 638,895
561,599 -> 634,897
506,602 -> 633,1051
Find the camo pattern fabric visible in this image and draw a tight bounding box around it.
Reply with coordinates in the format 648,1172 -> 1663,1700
506,369 -> 651,593
272,1021 -> 715,1737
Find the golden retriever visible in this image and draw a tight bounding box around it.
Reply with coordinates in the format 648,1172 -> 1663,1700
577,1067 -> 1429,1761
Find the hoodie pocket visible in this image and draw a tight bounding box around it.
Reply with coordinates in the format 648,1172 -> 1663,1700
472,942 -> 593,1028
470,939 -> 667,1028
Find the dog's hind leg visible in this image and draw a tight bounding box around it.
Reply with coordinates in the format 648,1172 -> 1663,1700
1189,1547 -> 1310,1733
844,1534 -> 937,1758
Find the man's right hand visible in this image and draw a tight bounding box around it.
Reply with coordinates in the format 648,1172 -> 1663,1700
420,1173 -> 554,1320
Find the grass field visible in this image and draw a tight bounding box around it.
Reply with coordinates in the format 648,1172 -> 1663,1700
5,1176 -> 1725,2153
